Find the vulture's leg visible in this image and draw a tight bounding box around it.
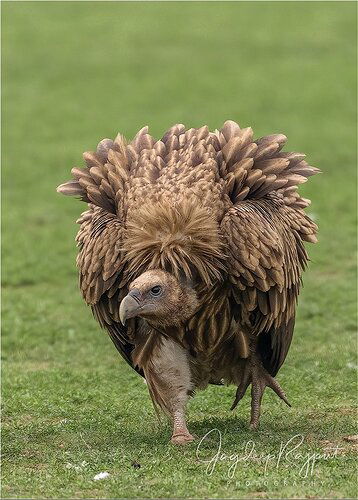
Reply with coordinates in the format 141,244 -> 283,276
144,337 -> 194,445
231,337 -> 291,429
171,408 -> 194,445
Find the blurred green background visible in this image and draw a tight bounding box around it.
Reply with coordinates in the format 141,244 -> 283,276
2,2 -> 357,499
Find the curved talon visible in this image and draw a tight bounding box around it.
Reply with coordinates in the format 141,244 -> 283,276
267,376 -> 291,408
231,355 -> 291,428
230,373 -> 250,410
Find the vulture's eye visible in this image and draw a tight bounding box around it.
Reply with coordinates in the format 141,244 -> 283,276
150,285 -> 162,296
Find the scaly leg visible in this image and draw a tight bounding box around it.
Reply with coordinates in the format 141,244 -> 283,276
231,338 -> 291,429
171,408 -> 194,445
143,336 -> 194,445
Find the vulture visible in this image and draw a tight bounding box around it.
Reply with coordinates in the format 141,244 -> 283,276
57,120 -> 319,444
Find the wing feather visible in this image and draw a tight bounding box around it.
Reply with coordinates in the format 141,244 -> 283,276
76,205 -> 143,375
221,194 -> 317,375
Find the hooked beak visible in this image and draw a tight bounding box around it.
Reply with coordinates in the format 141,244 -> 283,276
119,289 -> 142,325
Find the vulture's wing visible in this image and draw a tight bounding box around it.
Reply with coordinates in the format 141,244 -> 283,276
221,197 -> 317,376
75,205 -> 142,375
57,137 -> 144,375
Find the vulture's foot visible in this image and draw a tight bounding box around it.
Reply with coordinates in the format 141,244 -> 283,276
171,431 -> 195,445
231,354 -> 291,429
171,410 -> 194,445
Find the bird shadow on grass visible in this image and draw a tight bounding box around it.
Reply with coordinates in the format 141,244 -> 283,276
101,412 -> 323,452
15,402 -> 349,459
187,410 -> 341,451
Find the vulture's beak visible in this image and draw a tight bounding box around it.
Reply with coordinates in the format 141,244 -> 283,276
119,289 -> 142,325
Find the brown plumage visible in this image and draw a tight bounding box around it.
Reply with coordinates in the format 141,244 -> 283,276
57,120 -> 319,444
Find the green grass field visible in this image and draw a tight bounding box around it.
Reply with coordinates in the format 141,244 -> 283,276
2,2 -> 357,499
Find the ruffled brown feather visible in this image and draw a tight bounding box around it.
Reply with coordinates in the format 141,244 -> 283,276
122,201 -> 226,287
57,120 -> 319,378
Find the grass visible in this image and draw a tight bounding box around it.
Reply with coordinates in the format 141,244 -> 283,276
1,1 -> 357,498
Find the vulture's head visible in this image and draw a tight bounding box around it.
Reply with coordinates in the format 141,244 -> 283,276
119,270 -> 199,327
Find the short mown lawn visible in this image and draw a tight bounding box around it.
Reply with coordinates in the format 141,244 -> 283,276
2,1 -> 357,498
